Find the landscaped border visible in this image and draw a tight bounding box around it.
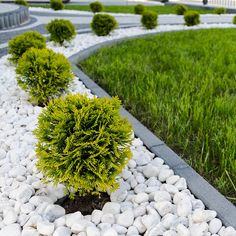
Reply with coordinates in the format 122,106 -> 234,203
69,31 -> 236,228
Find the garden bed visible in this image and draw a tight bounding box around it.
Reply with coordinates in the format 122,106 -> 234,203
0,24 -> 236,236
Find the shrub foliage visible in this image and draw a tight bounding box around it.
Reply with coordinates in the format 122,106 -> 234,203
141,11 -> 158,29
175,4 -> 188,15
16,48 -> 74,106
50,0 -> 64,10
8,31 -> 46,63
34,94 -> 133,197
184,10 -> 200,26
46,19 -> 76,45
233,16 -> 236,24
15,0 -> 28,6
214,7 -> 226,14
89,1 -> 104,13
134,4 -> 145,14
91,14 -> 117,36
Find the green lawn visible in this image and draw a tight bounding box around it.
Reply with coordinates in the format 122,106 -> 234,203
80,29 -> 236,203
30,4 -> 215,14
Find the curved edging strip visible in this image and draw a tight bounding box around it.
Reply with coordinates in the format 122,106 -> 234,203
69,32 -> 236,228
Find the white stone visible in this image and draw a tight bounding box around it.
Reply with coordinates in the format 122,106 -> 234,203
158,169 -> 174,182
161,184 -> 179,195
161,213 -> 178,229
110,187 -> 127,202
136,173 -> 145,184
102,202 -> 120,214
133,205 -> 146,217
192,209 -> 217,223
144,223 -> 165,236
143,164 -> 159,178
91,210 -> 103,225
44,204 -> 66,222
3,208 -> 17,224
21,203 -> 35,214
133,217 -> 146,234
9,166 -> 27,177
154,191 -> 171,202
54,216 -> 66,227
53,226 -> 71,236
116,210 -> 134,228
141,214 -> 160,229
127,226 -> 139,235
101,228 -> 118,236
189,224 -> 205,236
209,218 -> 222,234
98,223 -> 111,231
174,178 -> 187,190
37,220 -> 55,235
0,149 -> 6,160
154,201 -> 173,216
176,224 -> 190,236
0,223 -> 21,236
66,212 -> 83,228
134,183 -> 147,194
223,226 -> 236,236
166,175 -> 180,185
134,192 -> 149,204
112,224 -> 127,234
163,230 -> 178,236
86,226 -> 100,236
21,227 -> 40,236
71,220 -> 90,233
101,213 -> 115,224
176,198 -> 192,217
16,185 -> 33,203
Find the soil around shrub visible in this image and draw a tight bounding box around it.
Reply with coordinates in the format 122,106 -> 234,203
56,192 -> 110,215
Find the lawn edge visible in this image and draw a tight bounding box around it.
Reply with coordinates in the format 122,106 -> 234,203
69,31 -> 236,228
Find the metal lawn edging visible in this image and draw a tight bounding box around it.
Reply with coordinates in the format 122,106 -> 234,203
68,32 -> 236,228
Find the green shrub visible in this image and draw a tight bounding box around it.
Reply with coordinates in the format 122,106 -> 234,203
141,11 -> 158,29
233,16 -> 236,24
184,10 -> 200,26
89,1 -> 104,13
8,31 -> 46,64
91,14 -> 117,36
214,7 -> 226,14
16,48 -> 74,106
50,0 -> 64,10
134,4 -> 145,14
46,19 -> 76,45
15,0 -> 28,6
175,4 -> 188,15
34,94 -> 133,197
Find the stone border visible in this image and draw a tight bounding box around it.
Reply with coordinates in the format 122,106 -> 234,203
69,32 -> 236,228
0,5 -> 29,30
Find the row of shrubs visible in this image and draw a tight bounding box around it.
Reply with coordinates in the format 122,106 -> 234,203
8,30 -> 133,198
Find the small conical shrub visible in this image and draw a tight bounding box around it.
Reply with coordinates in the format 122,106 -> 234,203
34,94 -> 133,197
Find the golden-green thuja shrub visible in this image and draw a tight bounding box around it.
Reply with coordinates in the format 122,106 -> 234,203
34,94 -> 133,197
16,48 -> 74,106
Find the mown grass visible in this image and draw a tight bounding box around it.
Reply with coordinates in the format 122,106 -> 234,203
80,29 -> 236,203
30,4 -> 214,14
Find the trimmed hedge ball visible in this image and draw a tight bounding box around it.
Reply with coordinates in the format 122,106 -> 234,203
16,48 -> 74,106
184,10 -> 200,26
34,94 -> 133,197
89,1 -> 104,13
175,4 -> 188,15
50,0 -> 64,10
134,4 -> 145,14
141,11 -> 158,29
91,14 -> 118,36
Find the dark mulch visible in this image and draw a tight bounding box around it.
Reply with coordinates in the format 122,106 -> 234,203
56,192 -> 110,215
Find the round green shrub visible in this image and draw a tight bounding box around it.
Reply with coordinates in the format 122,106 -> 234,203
34,94 -> 133,197
184,10 -> 200,26
16,48 -> 74,106
141,11 -> 158,29
134,4 -> 145,15
15,0 -> 28,6
91,14 -> 117,36
175,4 -> 188,15
46,19 -> 76,45
89,1 -> 104,13
214,7 -> 226,14
233,16 -> 236,24
8,31 -> 46,64
50,0 -> 64,10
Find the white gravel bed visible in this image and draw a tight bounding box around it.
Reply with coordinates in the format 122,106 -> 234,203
0,25 -> 236,236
